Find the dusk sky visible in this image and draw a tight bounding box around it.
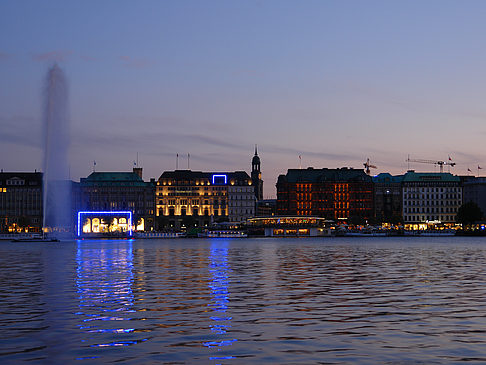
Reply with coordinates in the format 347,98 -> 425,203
2,1 -> 486,197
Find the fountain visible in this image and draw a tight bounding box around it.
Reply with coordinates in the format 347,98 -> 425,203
42,64 -> 71,238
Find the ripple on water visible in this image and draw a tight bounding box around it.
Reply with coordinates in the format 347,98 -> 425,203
1,237 -> 486,363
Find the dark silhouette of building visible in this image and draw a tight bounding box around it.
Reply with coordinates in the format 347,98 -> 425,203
80,168 -> 156,232
463,177 -> 486,218
256,199 -> 277,216
0,172 -> 43,232
373,173 -> 404,224
251,145 -> 263,201
276,167 -> 374,223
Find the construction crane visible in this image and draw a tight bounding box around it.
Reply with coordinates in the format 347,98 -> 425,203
406,156 -> 456,173
363,158 -> 377,175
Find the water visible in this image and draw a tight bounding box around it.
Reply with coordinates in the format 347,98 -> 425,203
43,64 -> 71,235
2,236 -> 486,364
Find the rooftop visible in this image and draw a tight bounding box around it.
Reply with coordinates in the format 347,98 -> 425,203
278,167 -> 372,183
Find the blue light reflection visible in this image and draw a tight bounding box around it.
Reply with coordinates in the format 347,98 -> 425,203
75,241 -> 145,351
204,240 -> 237,361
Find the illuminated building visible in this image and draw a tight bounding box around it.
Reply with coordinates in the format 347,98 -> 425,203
77,211 -> 133,237
251,146 -> 263,201
372,173 -> 404,224
276,167 -> 374,223
248,216 -> 329,236
0,172 -> 43,233
402,171 -> 462,229
156,170 -> 254,229
80,168 -> 155,232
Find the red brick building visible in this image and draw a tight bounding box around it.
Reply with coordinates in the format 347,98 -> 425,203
276,167 -> 374,223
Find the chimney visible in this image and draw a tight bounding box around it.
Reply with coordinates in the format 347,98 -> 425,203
133,167 -> 143,179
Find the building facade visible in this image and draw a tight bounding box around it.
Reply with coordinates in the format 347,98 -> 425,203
0,172 -> 43,233
373,173 -> 404,224
256,199 -> 277,216
462,177 -> 486,218
402,171 -> 462,229
276,167 -> 374,223
79,168 -> 156,232
156,170 -> 254,230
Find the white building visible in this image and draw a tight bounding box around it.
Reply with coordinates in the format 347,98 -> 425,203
402,171 -> 462,229
228,184 -> 255,223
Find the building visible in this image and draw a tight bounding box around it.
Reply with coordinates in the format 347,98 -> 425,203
251,146 -> 263,201
0,172 -> 43,233
79,168 -> 156,233
402,171 -> 462,229
248,216 -> 329,236
256,199 -> 277,216
373,173 -> 404,224
462,177 -> 486,217
276,167 -> 374,223
156,170 -> 254,230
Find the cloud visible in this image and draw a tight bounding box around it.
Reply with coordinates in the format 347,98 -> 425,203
264,144 -> 358,162
119,55 -> 150,69
0,116 -> 41,148
71,126 -> 249,154
32,50 -> 73,62
0,52 -> 10,61
80,55 -> 96,62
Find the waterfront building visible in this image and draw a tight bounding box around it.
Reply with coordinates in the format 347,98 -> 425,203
276,167 -> 374,223
462,177 -> 486,217
0,172 -> 43,233
372,173 -> 404,224
79,168 -> 156,232
402,171 -> 462,229
251,146 -> 263,201
256,199 -> 277,216
156,170 -> 254,230
248,216 -> 329,236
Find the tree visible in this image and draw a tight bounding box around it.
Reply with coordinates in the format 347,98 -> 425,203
456,202 -> 483,225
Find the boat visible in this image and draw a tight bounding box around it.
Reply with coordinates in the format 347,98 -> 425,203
198,230 -> 248,238
345,231 -> 387,237
12,236 -> 60,242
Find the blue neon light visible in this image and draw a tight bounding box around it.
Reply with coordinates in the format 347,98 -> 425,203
212,174 -> 227,185
77,211 -> 133,237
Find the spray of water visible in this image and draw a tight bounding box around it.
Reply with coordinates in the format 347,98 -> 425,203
43,64 -> 71,237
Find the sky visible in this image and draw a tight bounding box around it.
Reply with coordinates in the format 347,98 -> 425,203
2,1 -> 486,197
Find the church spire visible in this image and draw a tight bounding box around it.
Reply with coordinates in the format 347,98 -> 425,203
251,145 -> 263,201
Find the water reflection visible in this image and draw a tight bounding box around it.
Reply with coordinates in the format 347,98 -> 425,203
75,240 -> 146,355
205,240 -> 237,362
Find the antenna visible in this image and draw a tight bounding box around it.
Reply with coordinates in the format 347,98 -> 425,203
299,155 -> 302,169
176,154 -> 179,170
187,153 -> 190,170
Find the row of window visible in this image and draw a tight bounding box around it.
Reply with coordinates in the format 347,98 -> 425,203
404,187 -> 460,192
404,215 -> 455,222
404,200 -> 461,206
404,207 -> 458,214
404,194 -> 461,199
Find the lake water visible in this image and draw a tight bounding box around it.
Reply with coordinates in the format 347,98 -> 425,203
2,236 -> 486,364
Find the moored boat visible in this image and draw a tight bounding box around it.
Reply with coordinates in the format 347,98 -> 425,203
198,230 -> 247,238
